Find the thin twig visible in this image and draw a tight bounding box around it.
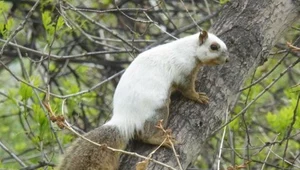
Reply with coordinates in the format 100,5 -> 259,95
0,58 -> 125,99
239,51 -> 290,92
145,10 -> 220,49
281,92 -> 300,166
143,12 -> 178,40
57,5 -> 123,51
0,0 -> 40,56
0,141 -> 27,167
20,161 -> 55,170
62,122 -> 177,170
287,42 -> 300,51
65,2 -> 141,52
204,0 -> 213,24
0,39 -> 129,60
13,36 -> 65,154
261,135 -> 279,170
179,0 -> 202,31
215,58 -> 300,133
217,108 -> 229,170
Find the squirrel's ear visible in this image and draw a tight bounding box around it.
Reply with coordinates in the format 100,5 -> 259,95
199,30 -> 208,45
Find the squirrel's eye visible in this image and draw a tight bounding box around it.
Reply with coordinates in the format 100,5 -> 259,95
210,43 -> 219,51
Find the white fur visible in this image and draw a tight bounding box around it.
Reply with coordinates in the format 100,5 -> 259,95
105,32 -> 228,140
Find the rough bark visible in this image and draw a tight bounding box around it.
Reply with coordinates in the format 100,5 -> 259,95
120,0 -> 300,169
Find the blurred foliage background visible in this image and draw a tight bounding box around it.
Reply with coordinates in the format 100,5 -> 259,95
0,0 -> 299,169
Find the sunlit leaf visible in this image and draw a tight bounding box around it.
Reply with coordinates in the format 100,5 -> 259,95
56,16 -> 65,30
19,84 -> 33,101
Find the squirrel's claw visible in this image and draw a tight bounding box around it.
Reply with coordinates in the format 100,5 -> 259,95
197,92 -> 209,104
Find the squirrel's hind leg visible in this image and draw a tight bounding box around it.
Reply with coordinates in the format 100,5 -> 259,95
136,101 -> 174,148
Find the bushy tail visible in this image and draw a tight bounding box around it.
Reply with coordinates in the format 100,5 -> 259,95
57,125 -> 127,170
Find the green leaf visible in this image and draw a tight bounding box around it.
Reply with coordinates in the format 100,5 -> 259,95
0,126 -> 9,134
266,112 -> 278,130
7,89 -> 18,105
220,0 -> 230,5
266,108 -> 293,133
39,116 -> 49,141
229,117 -> 240,131
32,104 -> 43,122
42,10 -> 55,42
42,11 -> 52,29
5,17 -> 14,31
56,16 -> 65,30
15,142 -> 26,152
0,1 -> 10,14
0,18 -> 14,38
19,83 -> 33,100
30,76 -> 41,87
32,104 -> 48,141
0,23 -> 5,34
102,0 -> 112,5
62,134 -> 74,144
31,136 -> 40,146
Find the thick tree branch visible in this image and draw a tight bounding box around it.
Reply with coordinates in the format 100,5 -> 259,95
120,0 -> 300,169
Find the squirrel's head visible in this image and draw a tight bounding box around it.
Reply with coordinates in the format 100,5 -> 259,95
196,31 -> 229,65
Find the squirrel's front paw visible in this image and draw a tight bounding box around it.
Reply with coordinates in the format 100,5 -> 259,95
197,92 -> 209,104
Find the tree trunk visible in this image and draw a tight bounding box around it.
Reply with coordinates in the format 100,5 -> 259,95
120,0 -> 300,169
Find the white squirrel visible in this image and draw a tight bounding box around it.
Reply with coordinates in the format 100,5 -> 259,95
57,30 -> 229,170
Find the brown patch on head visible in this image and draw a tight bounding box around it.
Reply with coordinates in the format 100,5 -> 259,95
199,30 -> 208,45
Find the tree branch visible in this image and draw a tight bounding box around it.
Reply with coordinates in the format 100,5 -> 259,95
120,0 -> 300,169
